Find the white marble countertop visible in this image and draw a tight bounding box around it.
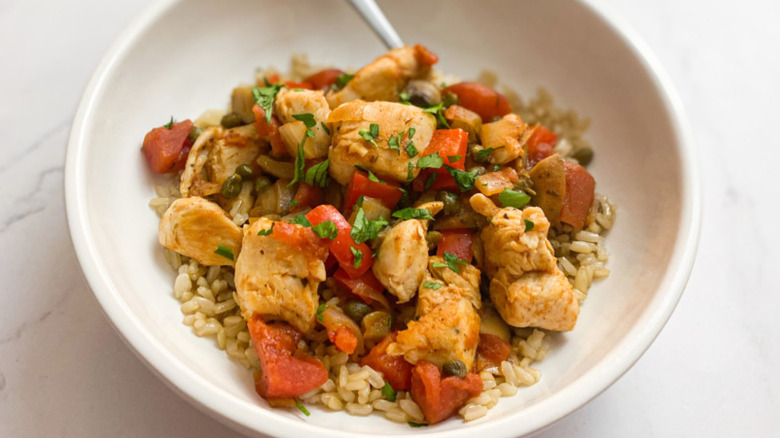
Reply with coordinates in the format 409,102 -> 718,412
1,0 -> 778,436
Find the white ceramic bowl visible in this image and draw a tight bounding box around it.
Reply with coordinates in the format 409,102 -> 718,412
65,0 -> 700,436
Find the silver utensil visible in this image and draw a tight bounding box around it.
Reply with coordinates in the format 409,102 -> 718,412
347,0 -> 403,49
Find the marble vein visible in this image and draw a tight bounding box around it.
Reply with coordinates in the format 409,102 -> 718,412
0,166 -> 63,234
0,119 -> 70,173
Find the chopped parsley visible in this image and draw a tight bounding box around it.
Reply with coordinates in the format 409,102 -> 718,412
424,172 -> 437,190
444,165 -> 480,191
312,220 -> 339,240
423,281 -> 443,290
432,251 -> 467,274
448,154 -> 462,163
252,83 -> 284,124
257,224 -> 274,236
382,382 -> 397,402
416,152 -> 444,169
351,246 -> 364,268
388,133 -> 401,152
498,189 -> 531,208
399,91 -> 411,103
524,219 -> 535,232
358,123 -> 380,147
333,73 -> 354,90
408,422 -> 429,428
304,159 -> 330,187
423,102 -> 450,128
408,127 -> 416,139
316,303 -> 327,322
493,164 -> 501,171
294,399 -> 310,416
292,113 -> 317,128
290,215 -> 313,227
320,121 -> 331,135
164,116 -> 175,129
366,169 -> 382,183
392,207 -> 434,221
214,245 -> 234,261
351,207 -> 388,244
407,162 -> 415,180
289,200 -> 299,207
405,142 -> 418,157
475,146 -> 506,162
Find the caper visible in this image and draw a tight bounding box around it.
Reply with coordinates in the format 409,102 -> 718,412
344,300 -> 373,323
442,360 -> 467,378
436,191 -> 461,215
425,231 -> 443,248
254,175 -> 271,193
188,126 -> 202,143
441,90 -> 458,108
572,147 -> 594,166
220,112 -> 243,129
221,174 -> 243,198
236,163 -> 255,179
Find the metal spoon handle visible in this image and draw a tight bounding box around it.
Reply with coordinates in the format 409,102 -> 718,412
347,0 -> 404,50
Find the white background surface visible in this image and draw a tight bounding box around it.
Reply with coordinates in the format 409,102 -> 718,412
0,0 -> 777,436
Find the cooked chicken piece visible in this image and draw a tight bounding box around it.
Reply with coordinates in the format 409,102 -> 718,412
388,257 -> 482,369
470,194 -> 579,331
490,269 -> 578,331
373,219 -> 429,304
389,299 -> 480,370
480,114 -> 531,165
327,100 -> 436,184
274,88 -> 331,158
180,128 -> 220,197
158,197 -> 242,266
206,125 -> 263,186
470,195 -> 557,276
326,45 -> 434,108
234,219 -> 328,333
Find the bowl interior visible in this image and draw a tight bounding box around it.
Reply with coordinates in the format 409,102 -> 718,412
67,0 -> 696,436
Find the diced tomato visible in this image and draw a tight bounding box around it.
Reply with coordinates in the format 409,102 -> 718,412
476,334 -> 511,367
283,81 -> 313,90
410,360 -> 483,424
291,183 -> 324,213
304,68 -> 345,92
305,205 -> 373,278
141,119 -> 193,174
248,315 -> 328,399
442,82 -> 512,123
560,161 -> 596,229
436,229 -> 474,263
413,129 -> 468,192
414,44 -> 439,66
334,268 -> 389,309
252,104 -> 287,158
329,326 -> 358,355
343,170 -> 403,215
268,221 -> 329,261
361,333 -> 413,390
260,73 -> 281,86
526,126 -> 557,168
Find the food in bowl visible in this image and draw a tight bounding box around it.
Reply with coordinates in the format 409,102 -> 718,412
143,44 -> 616,426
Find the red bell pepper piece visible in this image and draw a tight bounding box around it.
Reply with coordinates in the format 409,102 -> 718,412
442,82 -> 512,123
413,129 -> 468,192
560,161 -> 596,229
333,267 -> 390,309
329,326 -> 358,355
141,119 -> 193,174
305,205 -> 373,278
410,360 -> 482,424
414,44 -> 439,66
476,334 -> 512,367
526,126 -> 557,168
248,315 -> 328,399
252,104 -> 287,158
436,229 -> 474,263
360,333 -> 413,390
290,182 -> 324,213
267,221 -> 329,262
343,170 -> 403,215
304,68 -> 345,92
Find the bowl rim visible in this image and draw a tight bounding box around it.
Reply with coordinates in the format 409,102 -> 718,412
64,0 -> 701,436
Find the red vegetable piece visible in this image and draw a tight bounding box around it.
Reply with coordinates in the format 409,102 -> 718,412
248,315 -> 328,399
252,104 -> 287,158
305,205 -> 373,278
343,170 -> 403,215
442,82 -> 512,123
414,44 -> 439,66
410,360 -> 483,424
413,129 -> 468,192
560,161 -> 596,229
526,126 -> 557,168
291,182 -> 324,213
267,221 -> 329,262
141,119 -> 194,174
304,68 -> 345,92
476,334 -> 511,367
333,267 -> 390,309
329,325 -> 358,355
436,229 -> 474,263
283,81 -> 313,90
361,333 -> 413,390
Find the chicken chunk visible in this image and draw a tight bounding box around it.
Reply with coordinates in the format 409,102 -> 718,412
180,128 -> 220,198
388,257 -> 482,370
327,100 -> 436,184
372,219 -> 429,303
234,219 -> 328,333
206,125 -> 264,186
470,194 -> 579,331
274,88 -> 331,158
490,269 -> 578,331
326,45 -> 434,108
480,114 -> 531,165
158,197 -> 243,266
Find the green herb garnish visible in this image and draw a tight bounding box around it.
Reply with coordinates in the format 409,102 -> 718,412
392,207 -> 434,221
432,251 -> 467,274
252,83 -> 284,124
399,91 -> 411,103
423,102 -> 450,128
351,246 -> 363,268
448,154 -> 462,163
424,172 -> 437,190
416,152 -> 444,169
257,223 -> 274,236
524,219 -> 535,232
407,162 -> 415,180
292,113 -> 317,128
444,165 -> 480,191
164,116 -> 175,129
289,200 -> 299,207
291,215 -> 313,227
358,123 -> 380,147
498,189 -> 531,208
475,146 -> 505,162
423,281 -> 443,290
214,245 -> 234,261
408,127 -> 416,139
294,399 -> 310,416
304,159 -> 330,187
316,303 -> 327,322
312,220 -> 339,240
333,73 -> 354,90
405,142 -> 418,157
351,208 -> 388,244
320,121 -> 331,135
382,382 -> 397,402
